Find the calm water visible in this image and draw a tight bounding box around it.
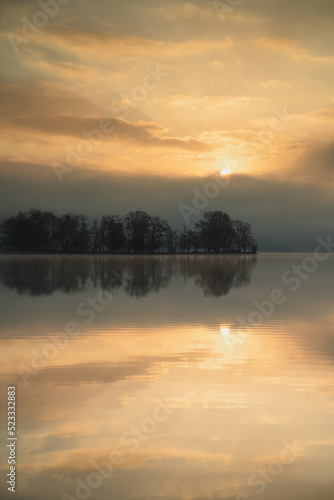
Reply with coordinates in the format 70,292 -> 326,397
0,254 -> 334,500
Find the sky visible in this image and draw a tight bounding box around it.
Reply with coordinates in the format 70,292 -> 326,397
0,0 -> 334,250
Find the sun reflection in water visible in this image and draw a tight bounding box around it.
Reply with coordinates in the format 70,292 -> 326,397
220,324 -> 230,335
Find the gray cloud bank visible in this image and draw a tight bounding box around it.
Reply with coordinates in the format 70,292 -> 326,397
0,154 -> 333,251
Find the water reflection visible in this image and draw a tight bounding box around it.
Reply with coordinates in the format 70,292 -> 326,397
1,254 -> 334,500
0,254 -> 257,298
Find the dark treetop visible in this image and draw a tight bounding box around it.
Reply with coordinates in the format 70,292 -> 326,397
0,209 -> 257,255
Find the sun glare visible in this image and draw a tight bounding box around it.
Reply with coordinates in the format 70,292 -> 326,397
220,324 -> 231,335
220,168 -> 231,177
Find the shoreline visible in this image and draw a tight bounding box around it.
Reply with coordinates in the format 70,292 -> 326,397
0,251 -> 257,256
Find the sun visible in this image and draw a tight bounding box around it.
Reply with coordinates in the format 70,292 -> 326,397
220,168 -> 231,177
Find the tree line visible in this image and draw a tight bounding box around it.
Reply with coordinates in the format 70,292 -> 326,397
0,209 -> 257,254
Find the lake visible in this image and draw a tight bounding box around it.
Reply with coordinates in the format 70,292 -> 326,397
0,254 -> 333,500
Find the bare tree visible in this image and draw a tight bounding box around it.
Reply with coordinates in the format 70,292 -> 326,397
196,211 -> 235,253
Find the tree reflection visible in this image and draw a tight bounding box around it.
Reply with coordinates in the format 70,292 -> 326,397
0,255 -> 257,298
179,255 -> 257,297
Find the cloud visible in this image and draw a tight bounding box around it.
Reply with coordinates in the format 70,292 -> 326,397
255,36 -> 334,65
167,94 -> 262,110
260,79 -> 292,88
0,154 -> 334,251
1,0 -> 334,251
39,27 -> 234,61
315,103 -> 334,120
291,141 -> 334,180
0,82 -> 101,120
14,115 -> 211,151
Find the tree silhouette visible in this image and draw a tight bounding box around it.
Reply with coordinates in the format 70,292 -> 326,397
234,220 -> 253,253
124,211 -> 151,253
0,209 -> 257,254
195,211 -> 235,253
